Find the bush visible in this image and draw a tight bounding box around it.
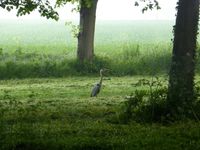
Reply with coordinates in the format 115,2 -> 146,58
120,77 -> 200,124
69,56 -> 111,75
119,77 -> 168,124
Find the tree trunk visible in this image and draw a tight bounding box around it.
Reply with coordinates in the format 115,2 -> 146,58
167,0 -> 199,116
77,0 -> 98,62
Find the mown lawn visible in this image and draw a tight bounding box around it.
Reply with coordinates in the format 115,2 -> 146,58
0,77 -> 200,150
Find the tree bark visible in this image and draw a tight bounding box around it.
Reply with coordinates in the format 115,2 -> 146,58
167,0 -> 199,116
77,0 -> 98,62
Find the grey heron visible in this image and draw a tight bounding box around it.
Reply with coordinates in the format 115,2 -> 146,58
90,69 -> 108,97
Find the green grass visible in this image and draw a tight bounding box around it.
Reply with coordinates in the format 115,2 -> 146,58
0,77 -> 200,150
0,20 -> 176,78
0,20 -> 174,56
1,20 -> 200,149
0,20 -> 174,52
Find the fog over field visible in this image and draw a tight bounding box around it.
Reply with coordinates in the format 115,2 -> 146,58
0,0 -> 178,20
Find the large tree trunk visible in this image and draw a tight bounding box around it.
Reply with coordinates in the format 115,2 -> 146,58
77,0 -> 98,62
167,0 -> 199,116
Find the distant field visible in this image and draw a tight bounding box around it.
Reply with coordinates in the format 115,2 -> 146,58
0,20 -> 174,54
1,20 -> 200,78
0,20 -> 177,78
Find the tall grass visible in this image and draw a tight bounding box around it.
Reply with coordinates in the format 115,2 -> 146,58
0,43 -> 173,79
0,20 -> 180,79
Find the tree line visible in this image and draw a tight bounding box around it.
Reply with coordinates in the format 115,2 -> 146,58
0,0 -> 199,120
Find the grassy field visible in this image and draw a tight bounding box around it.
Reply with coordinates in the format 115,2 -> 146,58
3,19 -> 200,77
0,77 -> 200,150
0,20 -> 174,56
0,20 -> 174,53
0,20 -> 176,78
1,20 -> 200,149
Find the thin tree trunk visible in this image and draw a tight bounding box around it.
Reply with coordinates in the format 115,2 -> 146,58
167,0 -> 199,116
77,0 -> 98,62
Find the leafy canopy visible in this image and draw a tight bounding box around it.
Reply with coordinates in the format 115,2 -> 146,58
0,0 -> 94,20
134,0 -> 161,13
0,0 -> 59,20
0,0 -> 160,20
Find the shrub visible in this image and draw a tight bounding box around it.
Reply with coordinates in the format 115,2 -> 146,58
120,77 -> 168,124
120,77 -> 200,124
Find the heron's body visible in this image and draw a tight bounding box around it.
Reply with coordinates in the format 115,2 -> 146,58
90,83 -> 101,97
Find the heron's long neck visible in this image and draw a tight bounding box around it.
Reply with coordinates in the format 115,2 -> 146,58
99,74 -> 103,85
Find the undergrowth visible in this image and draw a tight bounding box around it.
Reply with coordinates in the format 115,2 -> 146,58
1,44 -> 200,79
0,45 -> 172,79
120,77 -> 200,124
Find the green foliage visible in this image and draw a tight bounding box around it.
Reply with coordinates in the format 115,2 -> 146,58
70,56 -> 111,74
0,48 -> 3,55
134,0 -> 161,13
56,0 -> 78,7
65,21 -> 80,38
56,0 -> 93,8
0,47 -> 172,79
120,77 -> 169,123
80,0 -> 93,8
0,0 -> 59,20
121,77 -> 200,124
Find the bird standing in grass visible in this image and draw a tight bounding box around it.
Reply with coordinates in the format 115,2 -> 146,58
90,69 -> 108,97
